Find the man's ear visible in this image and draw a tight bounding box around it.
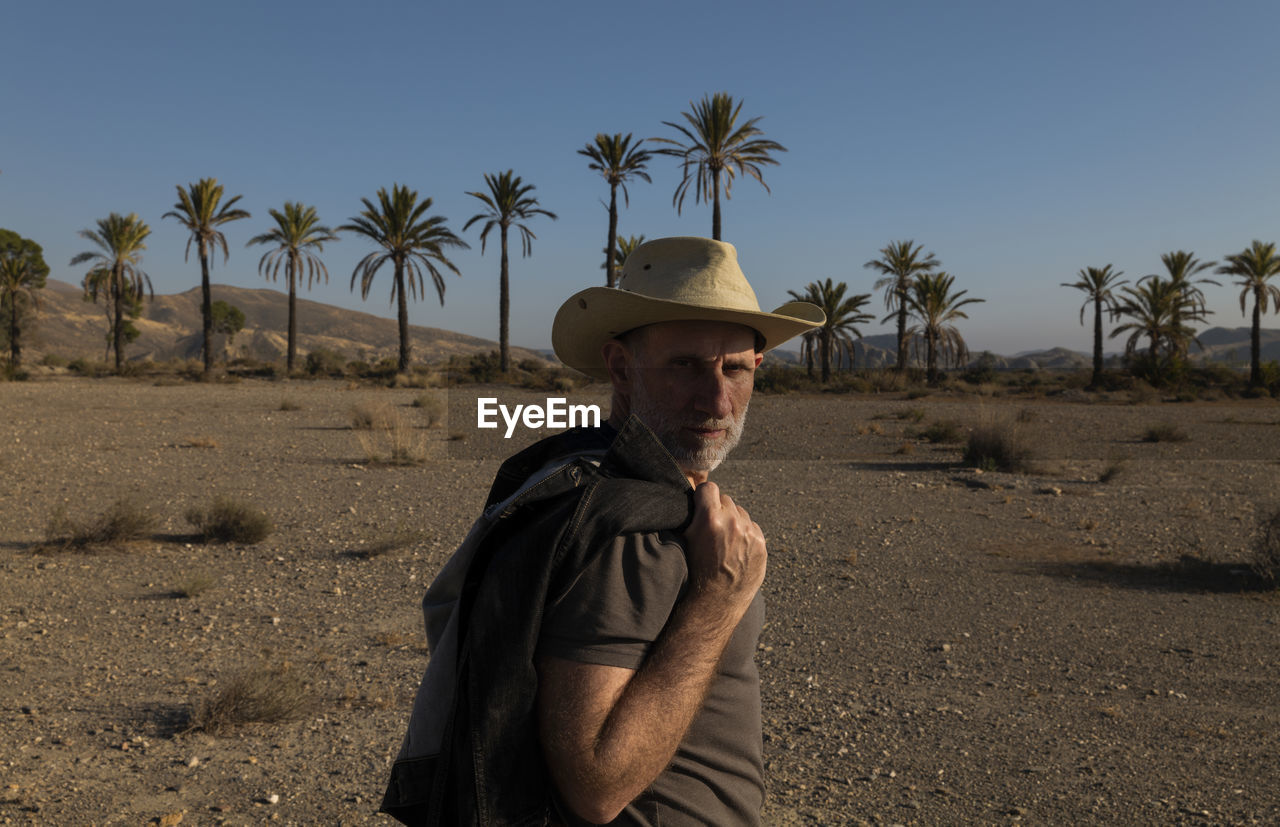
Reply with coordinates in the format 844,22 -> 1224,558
753,351 -> 764,369
602,339 -> 632,390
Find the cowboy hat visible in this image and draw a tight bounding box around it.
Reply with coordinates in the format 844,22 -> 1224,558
553,237 -> 825,380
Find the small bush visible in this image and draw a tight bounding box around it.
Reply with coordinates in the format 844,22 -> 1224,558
963,420 -> 1031,472
278,397 -> 302,411
357,412 -> 430,465
1099,458 -> 1128,483
350,402 -> 396,430
1251,507 -> 1280,585
67,357 -> 110,377
1142,422 -> 1189,443
305,347 -> 347,377
411,393 -> 446,428
43,497 -> 156,551
185,496 -> 273,544
39,353 -> 69,368
188,662 -> 315,734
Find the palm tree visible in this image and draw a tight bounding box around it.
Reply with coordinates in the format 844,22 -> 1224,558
1061,264 -> 1127,388
863,240 -> 940,373
1146,250 -> 1217,360
163,178 -> 250,378
340,184 -> 468,373
464,170 -> 557,372
653,92 -> 786,240
579,133 -> 653,287
70,213 -> 153,372
1110,276 -> 1204,368
904,272 -> 984,386
604,234 -> 647,274
1216,240 -> 1280,387
246,202 -> 339,373
787,278 -> 873,382
0,229 -> 50,368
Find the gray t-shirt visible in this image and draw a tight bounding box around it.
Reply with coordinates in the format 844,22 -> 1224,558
539,529 -> 765,826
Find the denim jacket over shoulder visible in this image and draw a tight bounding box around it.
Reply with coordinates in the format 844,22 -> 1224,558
381,415 -> 693,825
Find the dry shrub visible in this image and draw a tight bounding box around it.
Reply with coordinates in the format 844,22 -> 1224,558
963,419 -> 1031,472
1099,457 -> 1128,483
411,392 -> 446,428
1252,507 -> 1280,585
278,397 -> 302,412
185,496 -> 273,544
357,411 -> 430,465
43,497 -> 156,551
188,662 -> 315,734
913,420 -> 963,443
349,401 -> 396,430
1142,422 -> 1189,443
179,436 -> 219,449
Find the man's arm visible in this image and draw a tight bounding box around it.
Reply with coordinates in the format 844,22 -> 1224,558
535,482 -> 765,823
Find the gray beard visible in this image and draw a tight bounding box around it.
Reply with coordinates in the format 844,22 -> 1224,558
629,375 -> 748,475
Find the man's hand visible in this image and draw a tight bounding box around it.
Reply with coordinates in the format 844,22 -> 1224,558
683,481 -> 767,612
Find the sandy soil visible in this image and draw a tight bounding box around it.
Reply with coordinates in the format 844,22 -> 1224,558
1,378 -> 1278,825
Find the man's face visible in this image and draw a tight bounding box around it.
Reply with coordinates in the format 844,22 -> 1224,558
624,320 -> 762,478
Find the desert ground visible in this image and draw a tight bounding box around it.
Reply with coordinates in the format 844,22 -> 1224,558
1,377 -> 1278,825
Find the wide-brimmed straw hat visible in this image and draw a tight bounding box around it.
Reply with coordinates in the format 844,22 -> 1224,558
553,236 -> 825,380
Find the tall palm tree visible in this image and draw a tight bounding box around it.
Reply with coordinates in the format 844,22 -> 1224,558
1146,250 -> 1217,360
464,170 -> 557,372
904,271 -> 984,386
163,178 -> 250,378
1216,240 -> 1280,387
1061,264 -> 1127,388
604,234 -> 647,274
653,92 -> 786,240
787,278 -> 873,382
340,184 -> 468,373
0,229 -> 50,368
1110,276 -> 1204,366
579,133 -> 653,287
70,212 -> 153,372
863,240 -> 940,373
246,202 -> 339,373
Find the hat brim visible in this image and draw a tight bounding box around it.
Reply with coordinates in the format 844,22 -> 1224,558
553,287 -> 825,381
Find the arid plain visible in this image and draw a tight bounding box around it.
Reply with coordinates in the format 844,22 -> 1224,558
2,378 -> 1278,825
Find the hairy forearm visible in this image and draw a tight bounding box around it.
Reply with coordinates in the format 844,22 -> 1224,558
540,589 -> 748,822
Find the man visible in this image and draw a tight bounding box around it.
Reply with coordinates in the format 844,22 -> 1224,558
381,237 -> 822,825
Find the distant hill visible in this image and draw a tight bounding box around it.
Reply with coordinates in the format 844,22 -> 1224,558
22,280 -> 547,366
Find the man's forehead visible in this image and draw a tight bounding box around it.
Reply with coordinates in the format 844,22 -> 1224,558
635,320 -> 759,353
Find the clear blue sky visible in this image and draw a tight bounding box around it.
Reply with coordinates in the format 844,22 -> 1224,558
4,0 -> 1279,356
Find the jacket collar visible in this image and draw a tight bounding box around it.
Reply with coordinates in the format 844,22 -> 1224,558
601,414 -> 692,492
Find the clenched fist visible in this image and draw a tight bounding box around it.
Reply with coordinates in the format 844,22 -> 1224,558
683,482 -> 767,610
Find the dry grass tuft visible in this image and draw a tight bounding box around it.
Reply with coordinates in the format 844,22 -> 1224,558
1099,457 -> 1129,483
174,571 -> 217,598
913,420 -> 964,444
42,497 -> 156,551
278,397 -> 302,411
411,392 -> 446,428
357,411 -> 430,465
178,437 -> 219,449
185,496 -> 273,544
187,662 -> 315,734
1251,506 -> 1280,585
349,402 -> 396,430
963,419 -> 1031,472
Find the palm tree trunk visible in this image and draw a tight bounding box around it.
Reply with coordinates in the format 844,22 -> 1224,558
199,240 -> 213,379
395,260 -> 411,373
113,268 -> 125,373
895,286 -> 908,373
1250,290 -> 1262,386
499,227 -> 510,373
820,330 -> 831,383
606,183 -> 619,288
287,262 -> 298,374
927,332 -> 939,386
8,297 -> 20,368
1092,296 -> 1104,388
711,168 -> 722,241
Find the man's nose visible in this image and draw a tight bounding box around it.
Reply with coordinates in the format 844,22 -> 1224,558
693,371 -> 733,419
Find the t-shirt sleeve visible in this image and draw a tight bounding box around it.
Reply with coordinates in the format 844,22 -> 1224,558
538,530 -> 687,670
